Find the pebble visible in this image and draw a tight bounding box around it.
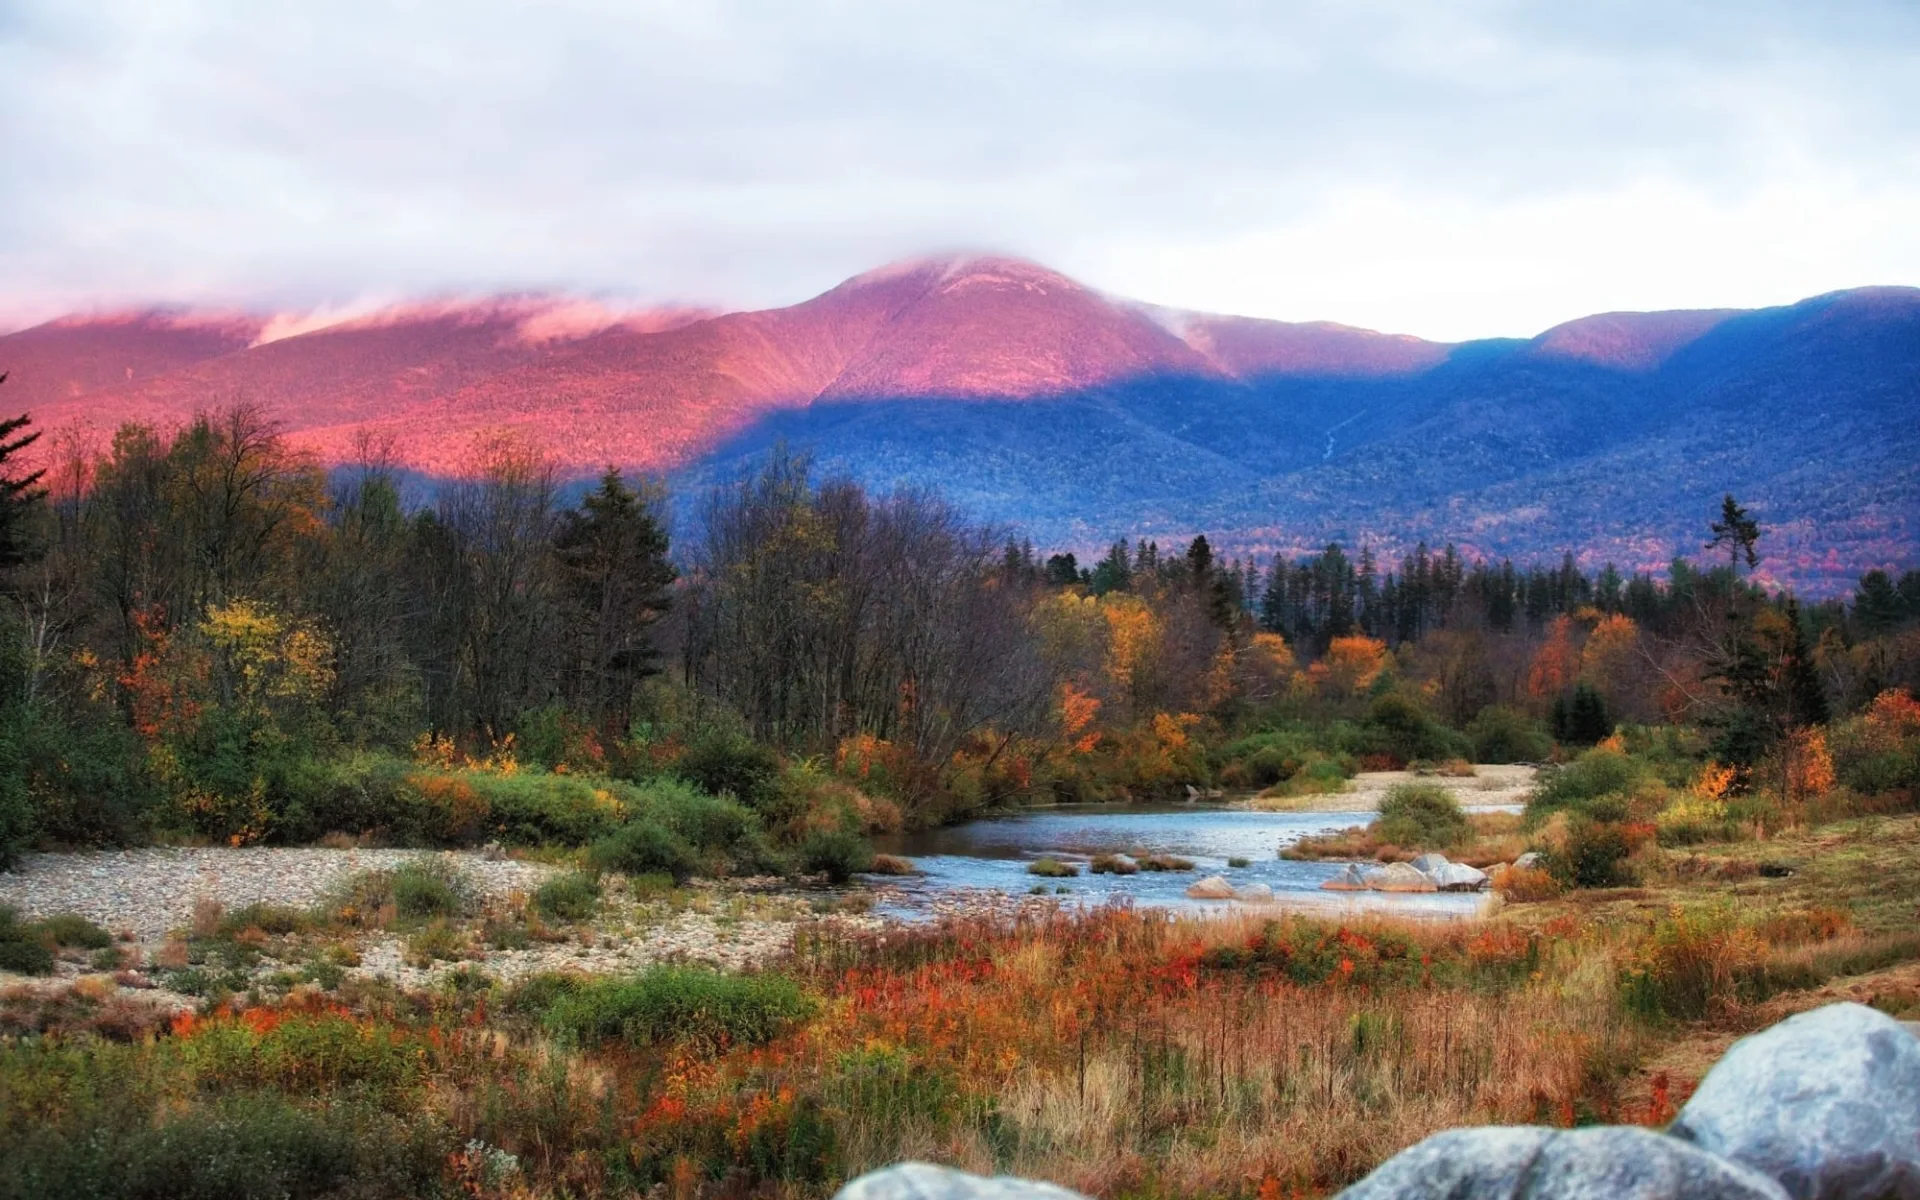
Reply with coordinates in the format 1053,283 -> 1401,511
0,847 -> 559,946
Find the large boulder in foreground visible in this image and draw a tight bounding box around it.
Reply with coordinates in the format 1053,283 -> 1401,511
836,1163 -> 1086,1200
1335,1125 -> 1789,1200
1669,1002 -> 1920,1200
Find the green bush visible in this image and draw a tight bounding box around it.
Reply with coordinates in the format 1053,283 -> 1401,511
462,771 -> 626,847
18,711 -> 161,852
0,1094 -> 446,1200
1373,783 -> 1470,850
275,752 -> 414,844
539,966 -> 813,1051
674,729 -> 782,812
1526,748 -> 1646,823
333,859 -> 469,923
532,872 -> 602,921
644,778 -> 770,863
391,861 -> 467,919
0,906 -> 53,975
590,820 -> 696,882
1027,857 -> 1078,878
1363,694 -> 1472,766
1555,817 -> 1636,888
799,828 -> 873,883
0,939 -> 52,975
34,913 -> 112,950
1217,728 -> 1357,791
583,778 -> 784,881
1466,706 -> 1552,763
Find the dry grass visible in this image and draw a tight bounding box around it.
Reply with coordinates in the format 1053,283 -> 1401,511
1286,812 -> 1529,867
790,907 -> 1637,1195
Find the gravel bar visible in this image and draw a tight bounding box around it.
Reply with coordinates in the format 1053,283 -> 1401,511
0,847 -> 558,945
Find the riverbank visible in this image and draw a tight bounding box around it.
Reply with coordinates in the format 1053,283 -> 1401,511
1242,763 -> 1537,811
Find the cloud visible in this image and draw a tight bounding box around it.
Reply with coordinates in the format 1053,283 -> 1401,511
2,0 -> 1917,339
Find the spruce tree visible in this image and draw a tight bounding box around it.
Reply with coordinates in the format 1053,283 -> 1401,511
1707,494 -> 1760,572
0,376 -> 46,573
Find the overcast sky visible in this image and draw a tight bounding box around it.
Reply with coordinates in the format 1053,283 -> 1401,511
3,1 -> 1917,340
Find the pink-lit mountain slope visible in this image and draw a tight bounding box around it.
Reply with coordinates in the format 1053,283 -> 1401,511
3,258 -> 1915,590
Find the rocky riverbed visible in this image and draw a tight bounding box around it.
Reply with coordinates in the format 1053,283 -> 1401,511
0,846 -> 894,1021
0,846 -> 559,945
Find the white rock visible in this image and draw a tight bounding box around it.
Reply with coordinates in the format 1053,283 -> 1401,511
1364,862 -> 1438,893
1430,862 -> 1490,892
837,1163 -> 1088,1200
1185,875 -> 1236,900
1670,1002 -> 1920,1200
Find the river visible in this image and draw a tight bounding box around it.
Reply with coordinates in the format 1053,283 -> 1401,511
869,801 -> 1497,919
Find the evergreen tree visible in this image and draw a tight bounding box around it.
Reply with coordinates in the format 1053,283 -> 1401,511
1708,494 -> 1761,572
554,469 -> 676,738
1553,683 -> 1611,746
1043,552 -> 1080,586
1090,541 -> 1131,594
1854,569 -> 1904,634
1185,535 -> 1213,585
0,377 -> 47,573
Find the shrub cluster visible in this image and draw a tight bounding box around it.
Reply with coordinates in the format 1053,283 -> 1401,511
535,966 -> 815,1051
1373,783 -> 1471,850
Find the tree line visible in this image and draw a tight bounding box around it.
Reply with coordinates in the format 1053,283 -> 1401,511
0,387 -> 1915,857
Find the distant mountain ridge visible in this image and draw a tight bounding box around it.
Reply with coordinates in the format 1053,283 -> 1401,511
4,257 -> 1916,593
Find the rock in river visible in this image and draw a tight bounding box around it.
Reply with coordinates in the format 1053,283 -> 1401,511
1364,862 -> 1437,893
1185,875 -> 1236,900
1321,864 -> 1369,892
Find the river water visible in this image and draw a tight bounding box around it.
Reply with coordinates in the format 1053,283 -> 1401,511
869,802 -> 1492,919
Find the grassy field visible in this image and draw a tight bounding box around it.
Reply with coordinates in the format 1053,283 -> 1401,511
4,812 -> 1918,1200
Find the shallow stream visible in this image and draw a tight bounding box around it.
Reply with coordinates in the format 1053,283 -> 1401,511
869,802 -> 1494,919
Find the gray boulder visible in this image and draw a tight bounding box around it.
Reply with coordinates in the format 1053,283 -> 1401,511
1669,1002 -> 1920,1200
1336,1125 -> 1789,1199
1235,882 -> 1275,902
1410,852 -> 1452,875
1366,862 -> 1438,893
1430,862 -> 1490,892
836,1164 -> 1087,1200
1186,875 -> 1236,900
1322,863 -> 1370,891
1511,851 -> 1545,871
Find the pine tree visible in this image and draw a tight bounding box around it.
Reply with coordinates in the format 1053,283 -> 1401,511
1185,535 -> 1213,584
1853,569 -> 1904,634
1090,541 -> 1131,594
0,376 -> 46,573
1707,494 -> 1761,572
554,469 -> 675,737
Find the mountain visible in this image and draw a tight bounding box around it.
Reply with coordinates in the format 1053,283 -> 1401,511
4,256 -> 1916,593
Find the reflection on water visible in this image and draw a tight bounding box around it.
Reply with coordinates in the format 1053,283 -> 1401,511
870,802 -> 1495,919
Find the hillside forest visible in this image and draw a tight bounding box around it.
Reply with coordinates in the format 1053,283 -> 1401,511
6,394 -> 1920,1198
0,395 -> 1916,876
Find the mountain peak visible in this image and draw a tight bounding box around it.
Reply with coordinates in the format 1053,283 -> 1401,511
1529,309 -> 1741,371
